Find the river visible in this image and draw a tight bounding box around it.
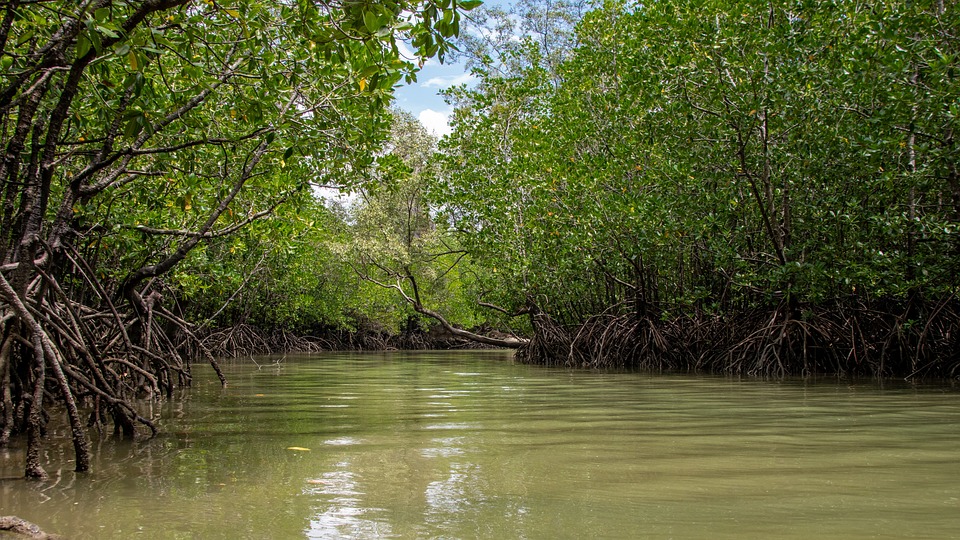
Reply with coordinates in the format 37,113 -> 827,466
2,350 -> 959,538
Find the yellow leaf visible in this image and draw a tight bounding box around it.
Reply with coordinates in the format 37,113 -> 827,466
358,78 -> 367,91
224,8 -> 240,17
128,51 -> 138,71
286,446 -> 311,452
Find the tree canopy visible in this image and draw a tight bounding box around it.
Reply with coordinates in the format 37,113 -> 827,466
3,0 -> 959,481
438,0 -> 959,372
0,0 -> 475,478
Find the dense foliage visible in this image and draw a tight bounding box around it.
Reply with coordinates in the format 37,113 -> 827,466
3,0 -> 959,481
439,0 -> 960,374
172,109 -> 503,350
0,0 -> 473,477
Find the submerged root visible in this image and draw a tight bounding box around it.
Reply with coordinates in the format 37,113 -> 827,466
0,516 -> 64,539
0,252 -> 210,477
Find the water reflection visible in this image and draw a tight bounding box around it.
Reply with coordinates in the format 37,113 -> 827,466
306,460 -> 391,538
323,437 -> 362,446
424,463 -> 480,520
420,437 -> 466,458
424,423 -> 477,431
2,351 -> 959,539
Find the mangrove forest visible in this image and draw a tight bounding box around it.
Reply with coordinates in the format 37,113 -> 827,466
1,0 -> 959,484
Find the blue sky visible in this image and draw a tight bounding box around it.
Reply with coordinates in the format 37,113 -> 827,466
391,0 -> 519,136
392,43 -> 475,137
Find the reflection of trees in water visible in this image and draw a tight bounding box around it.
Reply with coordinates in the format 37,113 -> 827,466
306,459 -> 393,539
303,428 -> 495,538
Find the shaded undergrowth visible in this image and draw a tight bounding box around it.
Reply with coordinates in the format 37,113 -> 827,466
184,321 -> 493,359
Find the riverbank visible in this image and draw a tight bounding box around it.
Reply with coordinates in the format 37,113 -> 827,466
185,295 -> 960,380
184,321 -> 503,359
517,296 -> 960,379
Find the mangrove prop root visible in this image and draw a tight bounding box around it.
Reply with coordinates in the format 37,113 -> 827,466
184,321 -> 492,359
0,250 -> 204,476
517,297 -> 960,378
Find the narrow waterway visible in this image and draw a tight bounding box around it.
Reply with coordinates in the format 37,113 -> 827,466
2,351 -> 959,539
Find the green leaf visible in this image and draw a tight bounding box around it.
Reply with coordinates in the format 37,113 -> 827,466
89,29 -> 103,52
76,34 -> 92,57
95,25 -> 119,39
124,118 -> 142,139
363,11 -> 379,33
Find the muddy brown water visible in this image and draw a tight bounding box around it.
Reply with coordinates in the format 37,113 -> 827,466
2,350 -> 959,538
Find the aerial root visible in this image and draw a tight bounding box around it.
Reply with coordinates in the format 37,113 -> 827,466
516,296 -> 960,378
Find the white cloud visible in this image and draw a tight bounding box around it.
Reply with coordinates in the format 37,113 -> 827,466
394,39 -> 441,68
395,39 -> 417,61
422,72 -> 477,89
419,109 -> 452,137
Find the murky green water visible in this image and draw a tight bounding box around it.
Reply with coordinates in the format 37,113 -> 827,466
2,351 -> 960,539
